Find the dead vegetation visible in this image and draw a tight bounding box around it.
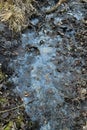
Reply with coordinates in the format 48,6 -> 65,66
46,0 -> 67,14
0,0 -> 37,32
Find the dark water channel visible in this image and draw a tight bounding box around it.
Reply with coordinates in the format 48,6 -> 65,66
8,1 -> 87,130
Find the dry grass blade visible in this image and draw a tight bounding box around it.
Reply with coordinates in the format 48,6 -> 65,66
0,0 -> 37,32
46,0 -> 67,14
0,11 -> 12,21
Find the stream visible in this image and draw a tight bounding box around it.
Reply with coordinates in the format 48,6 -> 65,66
8,0 -> 87,130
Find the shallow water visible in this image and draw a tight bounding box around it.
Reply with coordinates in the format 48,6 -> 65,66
9,1 -> 87,130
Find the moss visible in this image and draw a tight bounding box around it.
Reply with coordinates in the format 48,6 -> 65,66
4,121 -> 13,130
0,97 -> 7,104
15,115 -> 24,128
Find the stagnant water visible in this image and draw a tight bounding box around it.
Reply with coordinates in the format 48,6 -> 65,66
9,1 -> 87,130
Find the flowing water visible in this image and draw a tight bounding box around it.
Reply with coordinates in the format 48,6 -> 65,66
9,1 -> 87,130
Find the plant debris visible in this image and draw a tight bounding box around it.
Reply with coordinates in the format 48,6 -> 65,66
0,0 -> 87,130
46,0 -> 67,14
0,0 -> 37,32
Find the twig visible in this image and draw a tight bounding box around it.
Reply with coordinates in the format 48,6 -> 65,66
0,99 -> 36,114
46,0 -> 67,14
0,104 -> 24,114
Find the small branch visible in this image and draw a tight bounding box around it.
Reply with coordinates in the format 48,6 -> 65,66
0,104 -> 24,114
46,0 -> 67,14
0,99 -> 35,114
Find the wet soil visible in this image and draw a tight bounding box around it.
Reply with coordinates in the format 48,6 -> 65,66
0,0 -> 87,130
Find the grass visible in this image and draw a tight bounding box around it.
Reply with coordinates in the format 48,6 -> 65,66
0,0 -> 37,32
